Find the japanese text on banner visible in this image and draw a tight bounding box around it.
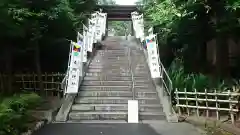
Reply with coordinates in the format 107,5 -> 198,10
146,37 -> 161,78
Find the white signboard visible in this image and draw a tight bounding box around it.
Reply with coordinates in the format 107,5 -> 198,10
146,35 -> 161,78
128,100 -> 139,123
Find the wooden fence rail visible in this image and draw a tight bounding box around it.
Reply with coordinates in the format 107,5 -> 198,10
175,88 -> 240,124
0,73 -> 65,98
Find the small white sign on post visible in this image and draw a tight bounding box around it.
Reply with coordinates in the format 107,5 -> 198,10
146,35 -> 161,78
128,100 -> 139,123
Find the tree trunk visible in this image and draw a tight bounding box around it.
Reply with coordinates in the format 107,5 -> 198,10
35,43 -> 44,95
198,42 -> 207,73
5,44 -> 13,95
215,2 -> 229,77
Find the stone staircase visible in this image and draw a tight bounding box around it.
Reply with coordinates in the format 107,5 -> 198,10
68,37 -> 166,121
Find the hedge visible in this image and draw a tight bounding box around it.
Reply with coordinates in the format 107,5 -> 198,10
0,93 -> 42,135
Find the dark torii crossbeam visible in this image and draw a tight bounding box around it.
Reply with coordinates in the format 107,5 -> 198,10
95,5 -> 140,21
95,5 -> 140,36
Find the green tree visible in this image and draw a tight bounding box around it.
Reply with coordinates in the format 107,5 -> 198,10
143,0 -> 240,77
0,0 -> 97,94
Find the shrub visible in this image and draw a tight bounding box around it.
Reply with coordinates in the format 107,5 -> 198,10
0,92 -> 42,135
168,58 -> 228,92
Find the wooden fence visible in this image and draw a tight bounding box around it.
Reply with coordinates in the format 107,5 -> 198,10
0,73 -> 65,98
175,88 -> 240,124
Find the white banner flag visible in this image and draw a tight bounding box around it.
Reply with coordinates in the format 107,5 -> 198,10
66,41 -> 82,93
88,19 -> 95,46
89,18 -> 97,43
66,68 -> 80,93
87,30 -> 93,52
83,24 -> 88,62
146,35 -> 161,78
70,41 -> 82,66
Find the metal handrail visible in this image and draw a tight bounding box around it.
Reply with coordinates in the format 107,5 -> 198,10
160,62 -> 173,96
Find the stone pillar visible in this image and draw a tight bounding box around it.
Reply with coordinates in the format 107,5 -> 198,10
105,16 -> 108,37
131,21 -> 134,36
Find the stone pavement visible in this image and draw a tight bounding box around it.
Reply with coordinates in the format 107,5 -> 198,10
34,37 -> 205,135
32,121 -> 204,135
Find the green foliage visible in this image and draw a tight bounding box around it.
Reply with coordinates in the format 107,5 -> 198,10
168,58 -> 230,92
0,93 -> 42,135
108,21 -> 131,36
143,0 -> 240,91
143,0 -> 240,56
0,0 -> 97,73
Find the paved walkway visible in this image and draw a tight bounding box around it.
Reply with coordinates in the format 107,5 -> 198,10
32,121 -> 204,135
34,37 -> 205,135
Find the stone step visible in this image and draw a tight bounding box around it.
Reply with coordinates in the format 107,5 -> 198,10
71,104 -> 163,112
79,86 -> 132,91
87,69 -> 130,73
87,68 -> 149,72
85,72 -> 131,77
94,55 -> 128,58
75,97 -> 132,104
96,51 -> 128,54
134,85 -> 155,89
77,91 -> 132,97
81,80 -> 153,87
77,91 -> 158,98
97,49 -> 126,51
134,81 -> 154,86
92,58 -> 129,61
81,80 -> 132,86
90,63 -> 129,66
68,111 -> 166,120
135,91 -> 158,98
91,59 -> 129,63
88,65 -> 129,69
79,85 -> 155,91
75,97 -> 160,104
134,87 -> 156,92
85,72 -> 149,77
83,76 -> 151,81
94,54 -> 128,57
132,67 -> 150,70
84,76 -> 132,81
96,51 -> 127,54
86,68 -> 149,73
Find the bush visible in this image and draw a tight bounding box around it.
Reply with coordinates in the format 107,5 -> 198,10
168,58 -> 228,92
0,93 -> 42,135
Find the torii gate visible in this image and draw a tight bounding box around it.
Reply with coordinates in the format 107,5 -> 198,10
95,5 -> 140,36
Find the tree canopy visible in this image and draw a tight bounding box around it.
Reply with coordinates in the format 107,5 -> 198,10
0,0 -> 97,72
0,0 -> 97,94
142,0 -> 240,77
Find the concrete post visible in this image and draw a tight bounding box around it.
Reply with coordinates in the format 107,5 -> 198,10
131,21 -> 134,36
105,17 -> 108,37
